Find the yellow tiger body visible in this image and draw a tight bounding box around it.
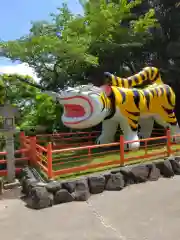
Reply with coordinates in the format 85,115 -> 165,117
54,82 -> 180,149
104,66 -> 163,88
100,84 -> 177,132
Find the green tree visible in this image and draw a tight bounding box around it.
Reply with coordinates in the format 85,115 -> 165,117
1,0 -> 158,89
144,1 -> 180,121
0,74 -> 67,133
0,0 -> 160,132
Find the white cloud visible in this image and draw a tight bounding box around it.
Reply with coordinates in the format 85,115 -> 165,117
0,63 -> 40,82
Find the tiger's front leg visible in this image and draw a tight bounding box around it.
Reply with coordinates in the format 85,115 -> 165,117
123,129 -> 140,150
119,115 -> 140,150
96,119 -> 119,144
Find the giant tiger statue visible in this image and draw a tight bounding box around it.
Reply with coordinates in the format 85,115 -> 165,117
45,66 -> 180,149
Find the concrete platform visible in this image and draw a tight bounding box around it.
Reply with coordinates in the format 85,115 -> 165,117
0,177 -> 180,240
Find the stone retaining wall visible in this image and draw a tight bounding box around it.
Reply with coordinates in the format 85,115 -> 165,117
21,156 -> 180,210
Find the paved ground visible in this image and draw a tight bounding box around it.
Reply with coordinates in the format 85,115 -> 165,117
1,177 -> 180,240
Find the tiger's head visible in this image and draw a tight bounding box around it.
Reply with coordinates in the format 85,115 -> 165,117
44,85 -> 112,129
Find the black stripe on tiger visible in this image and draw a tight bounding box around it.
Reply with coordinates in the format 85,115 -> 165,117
149,89 -> 155,97
164,86 -> 174,107
143,67 -> 159,82
140,73 -> 146,81
121,78 -> 125,87
162,106 -> 174,115
152,71 -> 159,83
155,88 -> 159,96
128,78 -> 133,88
159,87 -> 164,96
144,68 -> 150,79
133,76 -> 140,85
104,90 -> 116,120
151,67 -> 155,80
143,90 -> 150,109
132,89 -> 141,110
118,89 -> 126,104
126,110 -> 140,116
114,76 -> 119,86
128,118 -> 138,125
153,67 -> 161,82
168,121 -> 178,126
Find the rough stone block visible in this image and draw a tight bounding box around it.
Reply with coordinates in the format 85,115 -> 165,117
155,159 -> 174,178
120,168 -> 135,186
103,172 -> 111,184
105,173 -> 124,191
54,189 -> 74,204
72,178 -> 90,201
21,177 -> 38,196
88,175 -> 105,194
175,156 -> 180,162
111,169 -> 120,174
130,165 -> 149,183
46,181 -> 62,194
20,167 -> 36,181
166,156 -> 175,161
26,187 -> 53,210
62,180 -> 76,193
146,163 -> 161,181
169,159 -> 180,175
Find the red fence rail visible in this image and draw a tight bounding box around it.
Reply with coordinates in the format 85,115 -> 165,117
15,128 -> 180,180
0,128 -> 177,179
0,147 -> 29,177
35,128 -> 166,149
0,132 -> 31,177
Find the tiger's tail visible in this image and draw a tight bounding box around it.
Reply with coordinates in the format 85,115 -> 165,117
103,66 -> 164,88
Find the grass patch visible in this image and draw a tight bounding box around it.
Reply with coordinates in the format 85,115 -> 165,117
37,142 -> 180,180
52,147 -> 120,171
52,145 -> 165,169
52,143 -> 179,180
52,152 -> 171,180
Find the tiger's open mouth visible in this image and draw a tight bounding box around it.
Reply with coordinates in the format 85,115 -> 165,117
64,104 -> 85,118
61,96 -> 93,125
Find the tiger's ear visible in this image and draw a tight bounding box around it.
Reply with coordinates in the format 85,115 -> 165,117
100,85 -> 112,97
103,72 -> 112,84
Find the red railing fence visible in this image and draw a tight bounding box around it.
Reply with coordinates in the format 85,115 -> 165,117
0,132 -> 29,177
16,129 -> 180,179
1,128 -> 179,179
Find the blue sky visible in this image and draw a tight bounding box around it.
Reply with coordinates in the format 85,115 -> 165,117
0,0 -> 83,66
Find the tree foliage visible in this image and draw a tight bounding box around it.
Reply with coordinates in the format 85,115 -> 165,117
1,0 -> 157,89
0,74 -> 66,133
3,0 -> 179,131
